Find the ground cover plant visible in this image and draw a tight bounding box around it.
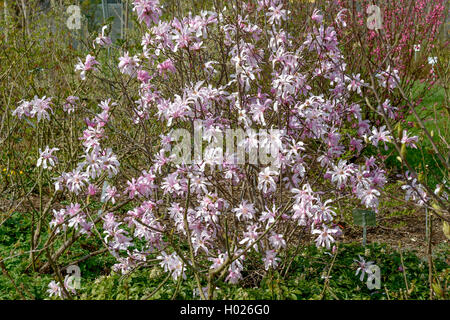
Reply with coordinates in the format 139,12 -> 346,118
0,0 -> 448,301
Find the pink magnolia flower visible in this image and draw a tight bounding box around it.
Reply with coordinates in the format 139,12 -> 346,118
239,224 -> 261,251
157,59 -> 176,77
47,280 -> 63,298
66,203 -> 81,216
66,169 -> 89,194
63,96 -> 79,114
313,199 -> 336,223
262,249 -> 280,270
137,70 -> 151,83
312,225 -> 340,249
232,200 -> 256,221
118,52 -> 140,76
94,25 -> 112,48
401,172 -> 428,206
81,151 -> 102,179
161,172 -> 182,194
375,66 -> 399,90
335,9 -> 348,27
267,4 -> 289,25
75,54 -> 99,80
258,167 -> 278,193
209,252 -> 227,270
157,252 -> 186,280
346,74 -> 364,95
401,130 -> 419,149
50,208 -> 67,232
101,185 -> 120,204
34,96 -> 52,121
354,255 -> 375,282
12,100 -> 33,119
225,265 -> 242,284
311,9 -> 323,24
260,204 -> 279,225
87,184 -> 98,196
37,146 -> 59,169
359,187 -> 381,208
100,148 -> 120,177
327,160 -> 354,187
133,0 -> 162,27
369,126 -> 392,148
377,99 -> 397,119
269,232 -> 286,249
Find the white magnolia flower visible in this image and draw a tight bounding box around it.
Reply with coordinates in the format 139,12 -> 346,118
37,146 -> 59,170
354,255 -> 375,282
428,57 -> 437,66
94,25 -> 112,48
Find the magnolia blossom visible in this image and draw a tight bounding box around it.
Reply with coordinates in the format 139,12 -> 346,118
118,52 -> 140,75
369,126 -> 392,148
31,96 -> 53,122
75,54 -> 99,80
94,25 -> 112,48
258,167 -> 278,193
37,146 -> 59,169
47,280 -> 63,298
327,160 -> 353,187
63,96 -> 79,113
157,252 -> 186,280
312,225 -> 340,249
87,184 -> 97,196
232,200 -> 256,221
269,232 -> 286,249
50,209 -> 67,232
311,9 -> 323,24
137,70 -> 151,83
225,265 -> 242,284
157,59 -> 176,77
239,224 -> 261,251
38,3 -> 420,291
401,172 -> 428,206
101,185 -> 120,204
354,255 -> 375,282
81,151 -> 102,179
346,74 -> 364,95
133,0 -> 161,27
13,96 -> 53,122
66,169 -> 89,194
260,204 -> 279,225
401,130 -> 419,148
100,148 -> 120,177
12,100 -> 33,119
335,9 -> 347,27
360,188 -> 381,208
267,4 -> 289,25
377,99 -> 396,119
428,56 -> 438,65
376,66 -> 399,90
262,249 -> 280,270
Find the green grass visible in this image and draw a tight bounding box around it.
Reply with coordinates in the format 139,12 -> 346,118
1,211 -> 448,300
410,84 -> 448,145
